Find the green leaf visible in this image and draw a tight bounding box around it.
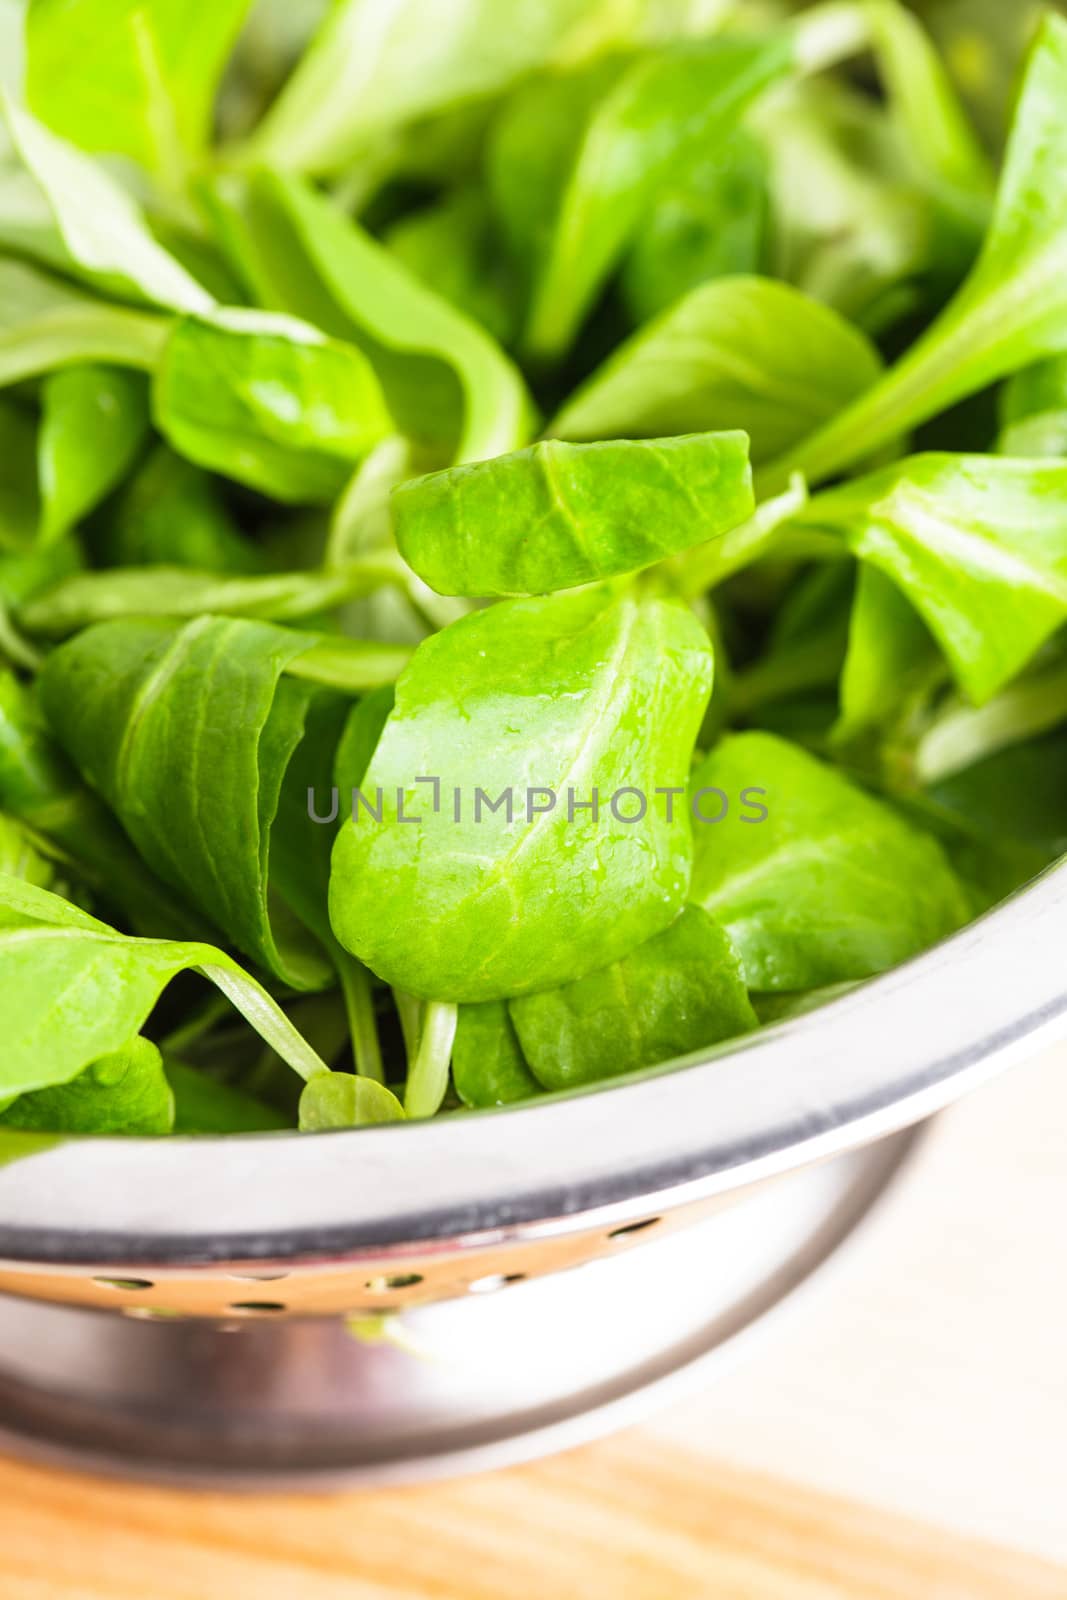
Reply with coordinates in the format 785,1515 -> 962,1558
0,667 -> 208,938
247,0 -> 597,176
552,276 -> 883,464
863,0 -> 992,212
0,872 -> 330,1096
0,397 -> 40,552
164,1057 -> 291,1133
202,170 -> 533,463
1,97 -> 214,312
510,905 -> 755,1090
668,473 -> 812,599
90,446 -> 262,572
385,188 -> 520,347
688,731 -> 969,990
913,716 -> 1067,909
329,587 -> 713,1002
763,14 -> 1067,489
38,615 -> 348,988
0,260 -> 168,389
25,0 -> 253,191
333,685 -> 395,794
1001,354 -> 1067,427
757,80 -> 946,338
835,565 -> 941,741
0,810 -> 54,889
913,651 -> 1067,787
18,558 -> 404,637
723,561 -> 854,725
452,1000 -> 541,1108
284,638 -> 413,694
620,128 -> 769,325
393,432 -> 754,598
997,412 -> 1067,460
794,454 -> 1067,703
998,354 -> 1067,458
489,35 -> 792,361
298,1071 -> 404,1129
37,365 -> 150,544
925,727 -> 1067,867
162,1057 -> 285,1132
1,1034 -> 174,1135
152,308 -> 393,503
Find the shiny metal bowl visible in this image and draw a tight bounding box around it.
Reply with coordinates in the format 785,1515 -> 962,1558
0,860 -> 1062,1483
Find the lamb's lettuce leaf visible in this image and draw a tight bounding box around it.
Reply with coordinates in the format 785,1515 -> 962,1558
510,905 -> 756,1089
165,1057 -> 291,1133
0,260 -> 168,389
0,398 -> 40,553
152,307 -> 393,503
24,0 -> 253,192
998,355 -> 1067,458
688,731 -> 969,990
552,276 -> 882,464
298,1070 -> 404,1129
489,35 -> 792,361
38,365 -> 150,544
393,432 -> 753,597
90,446 -> 262,573
248,0 -> 599,176
452,1000 -> 541,1108
793,454 -> 1067,703
385,188 -> 520,347
1,97 -> 214,312
835,565 -> 941,743
863,0 -> 992,217
202,170 -> 533,463
764,14 -> 1067,489
0,809 -> 54,889
0,1034 -> 174,1135
330,587 -> 713,1002
0,668 -> 210,938
620,128 -> 769,325
38,615 -> 351,989
0,873 -> 329,1096
18,558 -> 406,637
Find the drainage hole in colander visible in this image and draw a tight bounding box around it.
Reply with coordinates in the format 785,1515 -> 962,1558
93,1276 -> 155,1290
607,1217 -> 661,1240
468,1273 -> 528,1293
363,1273 -> 424,1292
227,1300 -> 287,1314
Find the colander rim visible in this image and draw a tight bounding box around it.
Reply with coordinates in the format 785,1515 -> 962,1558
0,860 -> 1063,1266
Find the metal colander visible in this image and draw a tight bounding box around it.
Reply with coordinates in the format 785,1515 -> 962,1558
0,863 -> 1062,1484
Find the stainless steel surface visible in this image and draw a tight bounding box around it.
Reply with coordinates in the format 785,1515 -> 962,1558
0,864 -> 1060,1479
0,1129 -> 916,1486
0,862 -> 1062,1282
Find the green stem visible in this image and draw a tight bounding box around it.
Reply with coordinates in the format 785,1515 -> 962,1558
757,271 -> 1041,496
672,475 -> 811,599
158,991 -> 235,1056
336,953 -> 384,1083
730,633 -> 847,716
915,658 -> 1067,785
394,988 -> 421,1060
0,603 -> 43,672
403,1000 -> 458,1119
791,1 -> 871,76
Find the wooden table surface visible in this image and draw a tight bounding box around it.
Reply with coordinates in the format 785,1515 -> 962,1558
2,1431 -> 1064,1600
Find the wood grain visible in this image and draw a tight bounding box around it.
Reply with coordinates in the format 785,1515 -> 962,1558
0,1429 -> 1061,1600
